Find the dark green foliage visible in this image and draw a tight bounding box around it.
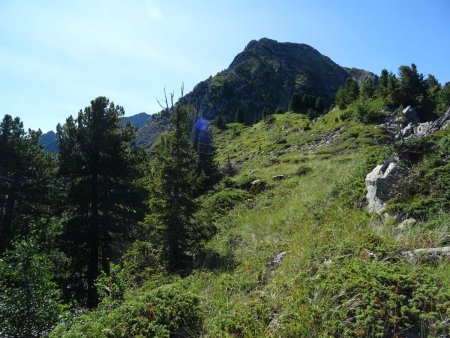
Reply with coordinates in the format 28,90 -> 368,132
387,134 -> 450,219
248,180 -> 267,194
335,78 -> 359,109
0,239 -> 63,338
56,97 -> 147,307
356,101 -> 384,123
376,69 -> 401,106
295,164 -> 312,176
194,118 -> 220,192
289,93 -> 302,113
377,69 -> 390,98
0,115 -> 54,253
274,107 -> 284,114
360,78 -> 375,99
437,82 -> 450,114
147,104 -> 203,272
50,284 -> 203,337
290,93 -> 322,118
398,64 -> 427,108
426,75 -> 441,104
332,147 -> 390,208
314,96 -> 325,114
303,258 -> 449,337
375,64 -> 446,120
213,115 -> 227,130
263,114 -> 276,125
235,108 -> 245,123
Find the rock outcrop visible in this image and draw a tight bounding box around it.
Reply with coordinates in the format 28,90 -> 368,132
402,105 -> 420,125
403,246 -> 450,261
365,158 -> 405,213
397,107 -> 450,140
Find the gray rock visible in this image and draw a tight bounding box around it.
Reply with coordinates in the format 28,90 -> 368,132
402,105 -> 420,124
403,246 -> 450,261
412,122 -> 432,137
426,107 -> 450,133
399,107 -> 450,140
365,159 -> 404,213
400,122 -> 415,138
272,175 -> 286,181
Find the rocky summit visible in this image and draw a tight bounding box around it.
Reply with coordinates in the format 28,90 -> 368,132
181,38 -> 371,122
136,38 -> 376,148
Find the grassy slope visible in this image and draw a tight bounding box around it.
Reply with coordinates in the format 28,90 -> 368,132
51,107 -> 449,337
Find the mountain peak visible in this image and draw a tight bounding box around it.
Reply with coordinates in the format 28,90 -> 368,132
181,39 -> 353,123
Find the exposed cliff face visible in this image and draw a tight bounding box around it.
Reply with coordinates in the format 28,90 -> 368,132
343,67 -> 378,86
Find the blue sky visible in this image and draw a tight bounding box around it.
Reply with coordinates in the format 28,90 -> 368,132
1,0 -> 449,132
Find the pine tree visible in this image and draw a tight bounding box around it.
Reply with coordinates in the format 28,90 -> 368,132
377,69 -> 390,98
0,115 -> 53,254
438,82 -> 450,114
335,78 -> 359,109
56,97 -> 147,307
361,79 -> 375,99
195,118 -> 219,192
315,97 -> 325,114
398,63 -> 427,107
147,104 -> 201,272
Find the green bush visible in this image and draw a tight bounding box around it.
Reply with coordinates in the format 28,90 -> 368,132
295,164 -> 312,176
0,239 -> 64,338
332,147 -> 390,208
387,134 -> 450,220
51,284 -> 203,338
300,259 -> 449,337
202,188 -> 248,217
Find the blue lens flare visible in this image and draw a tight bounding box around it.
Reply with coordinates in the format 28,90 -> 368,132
195,117 -> 209,132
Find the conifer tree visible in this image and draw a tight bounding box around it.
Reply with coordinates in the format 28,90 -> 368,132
0,115 -> 52,254
147,104 -> 201,272
335,78 -> 359,109
361,79 -> 375,99
438,82 -> 450,113
195,117 -> 219,192
57,97 -> 147,307
289,93 -> 302,113
377,69 -> 390,98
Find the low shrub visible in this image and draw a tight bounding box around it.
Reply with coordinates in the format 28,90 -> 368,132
295,164 -> 312,176
50,284 -> 203,338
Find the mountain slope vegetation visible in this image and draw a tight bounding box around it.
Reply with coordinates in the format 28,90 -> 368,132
50,102 -> 450,337
1,39 -> 449,338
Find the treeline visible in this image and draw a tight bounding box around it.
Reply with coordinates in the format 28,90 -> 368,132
335,64 -> 450,120
0,97 -> 219,337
